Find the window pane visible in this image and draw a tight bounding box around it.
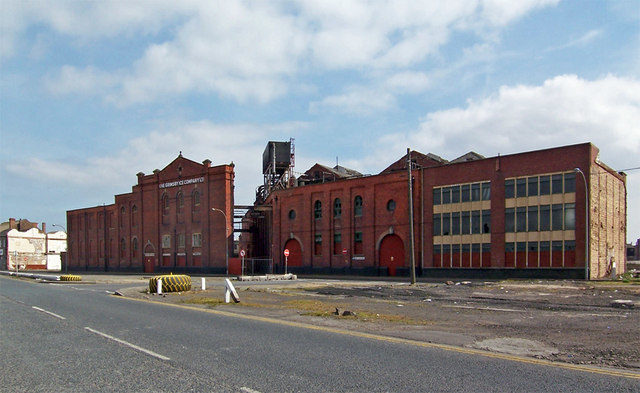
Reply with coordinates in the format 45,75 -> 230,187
334,198 -> 342,217
505,208 -> 515,233
505,242 -> 515,252
505,180 -> 515,199
540,205 -> 550,231
442,213 -> 450,235
482,210 -> 491,233
552,204 -> 563,230
462,211 -> 471,234
471,183 -> 480,201
564,173 -> 576,193
528,206 -> 538,232
564,203 -> 575,230
354,196 -> 363,216
314,200 -> 322,219
433,244 -> 441,254
516,178 -> 526,198
482,182 -> 491,200
442,187 -> 451,204
528,177 -> 538,197
451,212 -> 460,235
552,174 -> 563,194
540,175 -> 551,195
451,185 -> 460,203
461,184 -> 471,202
517,242 -> 526,252
433,188 -> 441,205
471,210 -> 481,234
516,207 -> 526,232
433,214 -> 441,236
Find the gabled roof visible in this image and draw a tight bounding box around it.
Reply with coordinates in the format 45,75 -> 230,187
300,163 -> 362,183
379,150 -> 448,174
450,151 -> 485,163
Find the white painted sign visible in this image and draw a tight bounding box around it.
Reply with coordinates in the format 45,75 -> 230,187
159,176 -> 204,189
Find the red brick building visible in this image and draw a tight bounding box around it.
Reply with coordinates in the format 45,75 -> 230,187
245,143 -> 626,279
66,154 -> 234,273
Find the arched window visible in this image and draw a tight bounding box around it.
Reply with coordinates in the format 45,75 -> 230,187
193,190 -> 200,207
131,205 -> 138,226
314,200 -> 322,219
387,199 -> 396,212
177,192 -> 184,213
354,196 -> 363,217
120,238 -> 126,258
333,198 -> 342,218
120,206 -> 125,227
162,194 -> 169,215
132,237 -> 138,257
288,210 -> 296,220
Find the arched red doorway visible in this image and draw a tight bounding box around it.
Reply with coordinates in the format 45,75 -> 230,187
143,242 -> 156,273
283,239 -> 302,267
379,234 -> 404,276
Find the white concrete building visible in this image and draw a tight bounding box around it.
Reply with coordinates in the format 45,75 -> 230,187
3,227 -> 67,271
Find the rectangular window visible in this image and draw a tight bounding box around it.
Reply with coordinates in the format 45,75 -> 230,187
482,182 -> 491,201
471,183 -> 481,201
505,179 -> 515,199
516,178 -> 526,198
442,187 -> 451,204
540,175 -> 551,195
452,244 -> 460,266
461,184 -> 470,202
451,185 -> 460,203
462,211 -> 471,234
482,243 -> 490,253
482,210 -> 491,233
178,233 -> 185,248
433,213 -> 441,236
442,213 -> 451,236
451,212 -> 460,235
540,205 -> 551,231
528,206 -> 538,232
505,208 -> 515,233
354,231 -> 363,254
471,210 -> 481,234
433,188 -> 441,205
528,177 -> 538,197
552,204 -> 563,230
162,234 -> 171,249
442,244 -> 451,267
517,242 -> 526,252
564,173 -> 576,193
192,233 -> 202,247
552,174 -> 563,194
333,232 -> 342,255
516,207 -> 526,232
564,203 -> 575,230
354,232 -> 363,242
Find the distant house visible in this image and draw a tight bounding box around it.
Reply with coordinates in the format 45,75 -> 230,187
1,218 -> 67,271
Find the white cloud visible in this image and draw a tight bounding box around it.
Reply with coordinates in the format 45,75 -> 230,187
6,120 -> 309,206
359,74 -> 640,239
309,86 -> 396,115
19,0 -> 559,104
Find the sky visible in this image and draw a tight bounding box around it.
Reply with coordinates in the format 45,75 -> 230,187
1,0 -> 639,241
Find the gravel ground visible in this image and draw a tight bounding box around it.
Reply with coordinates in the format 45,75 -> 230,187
118,277 -> 640,371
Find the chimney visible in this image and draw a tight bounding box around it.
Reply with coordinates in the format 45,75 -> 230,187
203,159 -> 211,168
42,222 -> 46,233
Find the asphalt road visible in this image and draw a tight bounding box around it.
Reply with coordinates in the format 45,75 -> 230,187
1,276 -> 638,392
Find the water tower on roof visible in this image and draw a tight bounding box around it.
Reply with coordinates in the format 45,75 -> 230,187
259,139 -> 295,201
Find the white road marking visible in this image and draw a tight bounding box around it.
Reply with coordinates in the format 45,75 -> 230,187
32,306 -> 66,320
240,387 -> 262,393
84,327 -> 170,361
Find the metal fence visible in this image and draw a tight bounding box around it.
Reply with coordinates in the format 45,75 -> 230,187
241,258 -> 273,275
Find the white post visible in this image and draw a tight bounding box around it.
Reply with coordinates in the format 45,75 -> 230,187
201,277 -> 206,291
225,288 -> 231,303
157,278 -> 162,295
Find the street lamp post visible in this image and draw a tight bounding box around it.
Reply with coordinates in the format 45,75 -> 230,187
211,208 -> 229,276
573,168 -> 589,280
52,224 -> 67,274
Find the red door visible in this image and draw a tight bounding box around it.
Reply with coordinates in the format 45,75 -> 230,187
283,239 -> 302,267
379,235 -> 404,276
143,256 -> 155,273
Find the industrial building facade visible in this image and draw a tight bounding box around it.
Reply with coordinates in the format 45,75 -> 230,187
244,143 -> 626,279
66,154 -> 234,273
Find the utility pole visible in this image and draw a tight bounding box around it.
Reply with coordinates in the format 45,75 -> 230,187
407,148 -> 416,285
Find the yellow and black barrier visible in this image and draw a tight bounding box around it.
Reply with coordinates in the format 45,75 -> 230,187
149,274 -> 191,293
60,274 -> 82,281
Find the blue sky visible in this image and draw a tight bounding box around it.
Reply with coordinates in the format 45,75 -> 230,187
1,0 -> 639,241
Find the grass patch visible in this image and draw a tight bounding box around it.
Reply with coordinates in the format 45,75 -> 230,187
284,299 -> 431,325
180,297 -> 226,307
